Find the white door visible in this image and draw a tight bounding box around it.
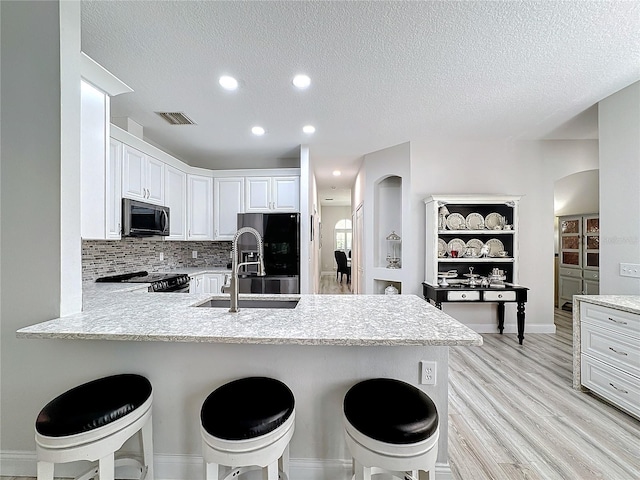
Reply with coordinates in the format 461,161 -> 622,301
245,177 -> 271,212
214,177 -> 244,240
204,274 -> 223,294
106,139 -> 122,239
272,176 -> 300,212
122,145 -> 146,200
188,174 -> 213,240
165,165 -> 187,240
190,274 -> 203,294
355,204 -> 364,294
145,156 -> 165,204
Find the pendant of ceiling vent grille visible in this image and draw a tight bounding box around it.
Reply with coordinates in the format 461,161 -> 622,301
155,112 -> 196,125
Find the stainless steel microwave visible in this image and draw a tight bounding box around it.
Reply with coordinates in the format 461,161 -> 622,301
122,198 -> 170,237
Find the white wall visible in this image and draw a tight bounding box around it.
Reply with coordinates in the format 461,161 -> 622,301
598,82 -> 640,294
1,0 -> 64,454
411,140 -> 556,332
554,169 -> 599,217
320,205 -> 352,274
361,142 -> 417,294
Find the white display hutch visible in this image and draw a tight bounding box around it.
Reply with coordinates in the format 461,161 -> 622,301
424,194 -> 521,286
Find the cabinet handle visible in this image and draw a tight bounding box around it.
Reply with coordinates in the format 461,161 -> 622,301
608,347 -> 628,356
608,317 -> 628,325
498,294 -> 503,299
461,294 -> 466,298
609,383 -> 629,394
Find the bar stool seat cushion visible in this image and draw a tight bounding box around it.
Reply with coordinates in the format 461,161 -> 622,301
35,374 -> 152,438
201,377 -> 294,441
344,378 -> 438,444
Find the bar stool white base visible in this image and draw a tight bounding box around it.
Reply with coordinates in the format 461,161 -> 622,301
344,414 -> 439,480
35,395 -> 154,480
201,411 -> 294,480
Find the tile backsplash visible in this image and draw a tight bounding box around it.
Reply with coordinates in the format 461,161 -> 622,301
82,239 -> 232,281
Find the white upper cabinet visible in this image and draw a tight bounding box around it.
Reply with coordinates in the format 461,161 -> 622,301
272,176 -> 300,211
106,139 -> 123,239
122,144 -> 165,205
81,80 -> 122,240
245,175 -> 299,213
214,177 -> 244,240
188,174 -> 213,240
165,165 -> 187,240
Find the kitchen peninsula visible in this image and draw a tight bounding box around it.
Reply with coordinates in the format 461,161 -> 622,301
17,287 -> 482,477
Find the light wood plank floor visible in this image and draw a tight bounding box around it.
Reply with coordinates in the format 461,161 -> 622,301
5,313 -> 639,480
448,310 -> 640,479
319,273 -> 353,294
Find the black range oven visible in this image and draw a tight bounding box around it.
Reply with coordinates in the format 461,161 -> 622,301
96,271 -> 190,293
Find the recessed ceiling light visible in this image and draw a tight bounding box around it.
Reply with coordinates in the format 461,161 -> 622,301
251,126 -> 265,136
332,170 -> 341,176
219,76 -> 238,91
292,74 -> 311,89
302,125 -> 316,134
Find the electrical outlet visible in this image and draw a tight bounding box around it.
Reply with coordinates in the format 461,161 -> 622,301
159,252 -> 164,261
192,251 -> 198,259
420,360 -> 437,385
620,263 -> 640,278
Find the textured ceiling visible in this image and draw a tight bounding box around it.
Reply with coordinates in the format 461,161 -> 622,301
81,1 -> 640,204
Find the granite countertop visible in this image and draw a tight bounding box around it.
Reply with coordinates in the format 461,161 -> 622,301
573,295 -> 640,315
17,285 -> 483,347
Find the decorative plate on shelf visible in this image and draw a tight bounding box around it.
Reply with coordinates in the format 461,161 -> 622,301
486,238 -> 505,257
446,213 -> 465,230
466,213 -> 484,230
485,212 -> 504,230
466,238 -> 484,251
447,238 -> 466,256
438,238 -> 447,257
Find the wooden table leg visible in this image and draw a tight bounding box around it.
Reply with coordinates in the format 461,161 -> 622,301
497,302 -> 505,334
517,302 -> 526,345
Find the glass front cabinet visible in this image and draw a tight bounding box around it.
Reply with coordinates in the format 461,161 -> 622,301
557,214 -> 599,310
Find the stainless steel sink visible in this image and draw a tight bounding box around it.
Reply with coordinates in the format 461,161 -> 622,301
197,299 -> 299,309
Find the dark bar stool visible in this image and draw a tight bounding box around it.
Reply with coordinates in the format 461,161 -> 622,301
343,378 -> 439,480
35,374 -> 154,480
200,376 -> 295,480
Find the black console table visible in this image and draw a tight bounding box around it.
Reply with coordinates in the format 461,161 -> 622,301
422,283 -> 529,344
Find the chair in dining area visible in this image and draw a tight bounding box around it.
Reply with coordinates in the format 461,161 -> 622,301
334,250 -> 351,283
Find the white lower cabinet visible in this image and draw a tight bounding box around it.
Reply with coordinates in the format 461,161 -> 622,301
580,302 -> 640,419
187,174 -> 213,240
190,273 -> 228,294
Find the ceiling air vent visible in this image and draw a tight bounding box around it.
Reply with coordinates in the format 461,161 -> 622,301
155,112 -> 196,125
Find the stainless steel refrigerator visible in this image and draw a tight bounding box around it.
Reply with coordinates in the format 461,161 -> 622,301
237,213 -> 300,294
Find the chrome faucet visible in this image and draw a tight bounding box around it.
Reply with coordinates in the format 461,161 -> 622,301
229,226 -> 266,312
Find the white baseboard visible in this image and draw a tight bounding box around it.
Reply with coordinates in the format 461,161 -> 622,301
1,450 -> 451,479
465,323 -> 556,334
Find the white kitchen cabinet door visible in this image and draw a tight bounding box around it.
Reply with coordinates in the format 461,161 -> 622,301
190,274 -> 203,293
106,139 -> 122,239
245,176 -> 300,212
146,156 -> 165,204
272,176 -> 300,211
245,177 -> 271,212
204,274 -> 224,294
122,145 -> 146,200
558,274 -> 583,308
214,177 -> 244,240
165,165 -> 187,240
122,145 -> 165,205
188,174 -> 213,240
